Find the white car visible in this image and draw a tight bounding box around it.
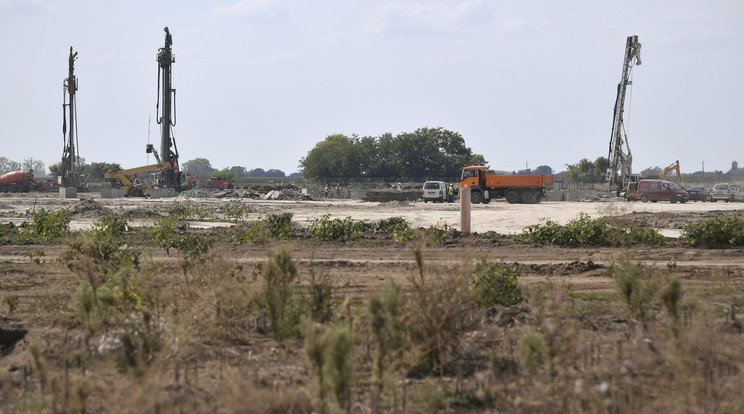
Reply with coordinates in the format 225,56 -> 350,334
711,183 -> 744,202
422,181 -> 447,202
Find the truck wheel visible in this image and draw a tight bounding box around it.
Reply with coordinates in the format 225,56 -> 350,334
521,190 -> 536,204
482,198 -> 491,204
640,194 -> 648,203
505,191 -> 520,204
471,191 -> 483,204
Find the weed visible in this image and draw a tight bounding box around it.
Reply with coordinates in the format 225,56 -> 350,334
682,214 -> 744,247
25,249 -> 44,264
305,323 -> 356,414
5,294 -> 19,313
611,260 -> 657,321
256,245 -> 301,338
18,208 -> 70,243
149,217 -> 188,255
468,258 -> 523,307
519,330 -> 545,372
307,270 -> 334,323
377,216 -> 417,243
407,244 -> 477,376
661,277 -> 682,338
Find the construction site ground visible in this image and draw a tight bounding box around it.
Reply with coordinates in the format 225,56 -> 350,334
1,191 -> 744,412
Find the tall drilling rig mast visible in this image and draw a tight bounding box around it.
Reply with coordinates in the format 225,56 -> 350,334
606,35 -> 642,194
156,27 -> 179,188
61,46 -> 81,187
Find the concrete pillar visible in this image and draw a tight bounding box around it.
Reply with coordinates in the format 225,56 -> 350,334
460,186 -> 471,233
59,187 -> 77,199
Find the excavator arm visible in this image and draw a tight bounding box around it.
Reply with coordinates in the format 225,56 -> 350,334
104,162 -> 173,196
659,160 -> 681,186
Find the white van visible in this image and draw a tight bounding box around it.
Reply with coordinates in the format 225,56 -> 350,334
422,181 -> 447,202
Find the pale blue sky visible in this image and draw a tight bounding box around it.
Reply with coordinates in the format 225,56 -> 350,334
1,0 -> 742,176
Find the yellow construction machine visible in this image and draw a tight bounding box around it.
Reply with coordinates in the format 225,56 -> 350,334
660,160 -> 681,186
104,162 -> 174,197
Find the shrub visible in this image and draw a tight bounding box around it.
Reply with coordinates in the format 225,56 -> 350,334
425,220 -> 450,244
518,213 -> 665,246
168,200 -> 214,221
376,217 -> 417,243
90,214 -> 132,239
682,214 -> 744,247
468,259 -> 523,307
18,209 -> 71,243
235,213 -> 294,244
309,214 -> 372,241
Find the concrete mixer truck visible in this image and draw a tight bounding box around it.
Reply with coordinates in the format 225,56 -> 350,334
0,170 -> 36,192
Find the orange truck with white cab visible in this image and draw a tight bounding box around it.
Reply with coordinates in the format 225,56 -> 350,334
460,166 -> 554,204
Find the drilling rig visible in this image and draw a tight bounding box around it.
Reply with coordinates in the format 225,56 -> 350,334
61,46 -> 83,188
156,26 -> 180,188
606,35 -> 642,194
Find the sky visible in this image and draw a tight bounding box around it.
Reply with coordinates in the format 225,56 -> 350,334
1,0 -> 743,177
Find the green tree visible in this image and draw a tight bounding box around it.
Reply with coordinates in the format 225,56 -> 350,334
640,166 -> 661,178
230,166 -> 248,177
81,162 -> 123,181
564,157 -> 608,183
210,168 -> 237,181
183,158 -> 216,177
300,134 -> 361,181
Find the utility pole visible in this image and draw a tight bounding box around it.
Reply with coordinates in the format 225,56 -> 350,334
157,27 -> 178,188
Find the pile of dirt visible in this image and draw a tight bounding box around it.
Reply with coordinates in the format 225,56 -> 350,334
263,188 -> 314,201
66,198 -> 112,218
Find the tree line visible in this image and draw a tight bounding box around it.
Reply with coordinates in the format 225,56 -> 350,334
299,127 -> 486,182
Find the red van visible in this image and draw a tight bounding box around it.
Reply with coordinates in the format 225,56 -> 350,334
636,179 -> 689,203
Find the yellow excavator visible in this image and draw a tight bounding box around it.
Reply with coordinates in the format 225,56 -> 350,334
660,160 -> 681,186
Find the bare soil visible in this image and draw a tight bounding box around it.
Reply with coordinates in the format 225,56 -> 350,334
1,192 -> 743,413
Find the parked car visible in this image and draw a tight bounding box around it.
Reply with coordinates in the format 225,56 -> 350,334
711,183 -> 744,202
636,179 -> 689,203
422,181 -> 447,202
686,186 -> 712,202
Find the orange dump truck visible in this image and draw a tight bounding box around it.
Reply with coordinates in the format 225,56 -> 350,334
0,170 -> 35,193
460,166 -> 554,204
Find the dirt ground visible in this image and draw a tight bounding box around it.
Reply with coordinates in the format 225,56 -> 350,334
1,192 -> 744,413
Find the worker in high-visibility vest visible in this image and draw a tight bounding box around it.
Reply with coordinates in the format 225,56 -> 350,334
448,184 -> 454,202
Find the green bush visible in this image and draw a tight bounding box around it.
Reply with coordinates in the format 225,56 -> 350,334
425,221 -> 450,244
168,201 -> 214,221
518,213 -> 665,246
468,259 -> 523,307
90,214 -> 132,239
5,294 -> 19,313
18,209 -> 71,243
234,213 -> 294,244
682,214 -> 744,247
309,214 -> 372,241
